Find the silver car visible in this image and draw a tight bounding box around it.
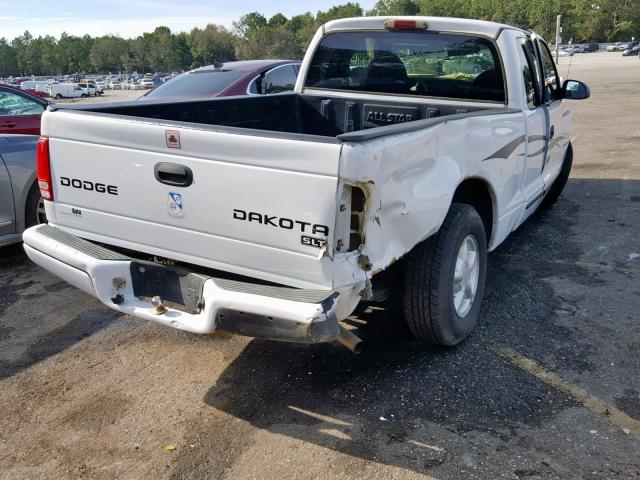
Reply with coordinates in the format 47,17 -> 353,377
0,135 -> 45,246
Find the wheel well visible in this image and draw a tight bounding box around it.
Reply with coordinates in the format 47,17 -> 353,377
452,178 -> 494,243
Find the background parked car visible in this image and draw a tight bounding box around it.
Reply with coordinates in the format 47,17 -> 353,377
622,45 -> 640,56
0,135 -> 44,247
607,41 -> 637,52
0,85 -> 48,135
78,83 -> 96,97
20,80 -> 50,93
584,43 -> 600,52
80,80 -> 103,95
139,60 -> 301,100
14,81 -> 49,98
551,49 -> 573,57
47,83 -> 84,99
125,80 -> 143,90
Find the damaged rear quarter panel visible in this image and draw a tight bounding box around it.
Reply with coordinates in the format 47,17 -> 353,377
335,112 -> 526,284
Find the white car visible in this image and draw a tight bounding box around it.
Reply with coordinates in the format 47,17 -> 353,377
126,81 -> 143,90
24,16 -> 590,352
139,79 -> 155,89
94,81 -> 106,94
551,49 -> 573,57
78,83 -> 97,96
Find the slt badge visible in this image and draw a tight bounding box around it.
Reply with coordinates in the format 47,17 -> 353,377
167,192 -> 184,217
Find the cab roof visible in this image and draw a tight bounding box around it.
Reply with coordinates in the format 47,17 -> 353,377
322,16 -> 527,39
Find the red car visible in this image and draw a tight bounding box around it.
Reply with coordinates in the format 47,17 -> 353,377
23,88 -> 49,98
0,85 -> 49,135
139,60 -> 301,101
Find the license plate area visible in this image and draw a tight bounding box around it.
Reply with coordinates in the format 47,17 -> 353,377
130,260 -> 209,312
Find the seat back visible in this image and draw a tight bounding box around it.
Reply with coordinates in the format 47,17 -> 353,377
362,53 -> 410,94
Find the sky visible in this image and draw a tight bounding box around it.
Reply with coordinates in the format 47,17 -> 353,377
1,0 -> 378,40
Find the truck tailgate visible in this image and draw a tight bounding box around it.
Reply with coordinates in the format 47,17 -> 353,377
42,110 -> 342,289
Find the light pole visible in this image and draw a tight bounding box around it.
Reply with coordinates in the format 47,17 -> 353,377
555,15 -> 562,64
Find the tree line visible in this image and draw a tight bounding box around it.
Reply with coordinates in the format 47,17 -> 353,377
1,0 -> 638,77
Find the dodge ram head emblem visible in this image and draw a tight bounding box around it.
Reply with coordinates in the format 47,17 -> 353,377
167,192 -> 184,217
165,130 -> 181,149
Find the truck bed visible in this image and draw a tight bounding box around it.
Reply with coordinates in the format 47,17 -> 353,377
39,92 -> 517,290
48,93 -> 495,141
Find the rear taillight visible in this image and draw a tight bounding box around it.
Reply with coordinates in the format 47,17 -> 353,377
36,137 -> 53,201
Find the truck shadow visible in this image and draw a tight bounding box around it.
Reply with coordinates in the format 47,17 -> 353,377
0,243 -> 119,380
195,178 -> 640,475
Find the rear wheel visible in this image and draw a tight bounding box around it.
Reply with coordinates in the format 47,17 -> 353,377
55,94 -> 62,99
541,143 -> 573,208
25,182 -> 47,228
402,203 -> 487,346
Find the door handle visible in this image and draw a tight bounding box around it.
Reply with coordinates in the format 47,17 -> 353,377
549,125 -> 555,139
154,162 -> 193,187
2,122 -> 17,128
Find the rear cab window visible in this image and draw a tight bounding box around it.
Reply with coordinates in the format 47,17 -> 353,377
305,30 -> 505,103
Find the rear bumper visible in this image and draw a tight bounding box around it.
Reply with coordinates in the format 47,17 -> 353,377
23,225 -> 356,343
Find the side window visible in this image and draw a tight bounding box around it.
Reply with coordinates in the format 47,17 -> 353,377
0,91 -> 44,116
264,65 -> 297,95
538,41 -> 561,102
520,38 -> 542,108
248,77 -> 261,94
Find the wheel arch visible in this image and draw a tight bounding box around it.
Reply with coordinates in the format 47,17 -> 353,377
451,177 -> 496,247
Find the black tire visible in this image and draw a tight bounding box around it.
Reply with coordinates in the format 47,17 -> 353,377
25,182 -> 46,228
402,203 -> 487,346
81,93 -> 88,98
541,143 -> 573,208
55,94 -> 62,99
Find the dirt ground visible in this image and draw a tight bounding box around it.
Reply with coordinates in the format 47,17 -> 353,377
1,52 -> 639,480
53,89 -> 142,104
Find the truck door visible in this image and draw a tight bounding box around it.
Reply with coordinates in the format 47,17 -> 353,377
519,37 -> 547,207
535,39 -> 569,187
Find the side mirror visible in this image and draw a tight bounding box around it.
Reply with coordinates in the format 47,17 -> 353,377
562,79 -> 590,100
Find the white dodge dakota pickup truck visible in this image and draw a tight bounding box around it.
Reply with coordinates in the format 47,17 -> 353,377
23,17 -> 590,352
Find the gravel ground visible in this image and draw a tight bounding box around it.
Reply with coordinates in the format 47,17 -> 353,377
1,52 -> 639,480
